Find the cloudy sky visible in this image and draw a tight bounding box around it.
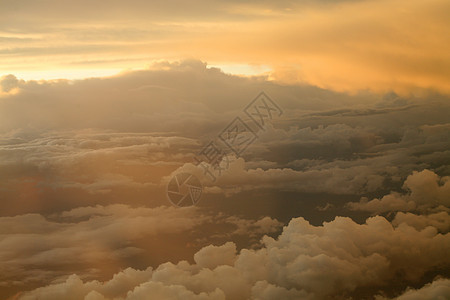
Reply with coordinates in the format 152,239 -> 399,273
1,0 -> 450,299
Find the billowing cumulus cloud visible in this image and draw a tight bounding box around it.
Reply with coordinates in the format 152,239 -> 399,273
377,278 -> 450,300
16,214 -> 450,299
392,212 -> 450,233
0,204 -> 282,297
348,169 -> 450,214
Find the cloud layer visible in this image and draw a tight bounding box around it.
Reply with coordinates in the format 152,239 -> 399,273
1,61 -> 449,299
16,213 -> 450,300
348,169 -> 450,214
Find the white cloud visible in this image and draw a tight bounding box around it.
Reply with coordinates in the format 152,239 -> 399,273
18,213 -> 450,299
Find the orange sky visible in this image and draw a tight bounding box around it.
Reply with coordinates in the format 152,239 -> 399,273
1,0 -> 449,94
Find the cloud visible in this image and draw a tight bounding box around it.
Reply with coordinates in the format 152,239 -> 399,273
0,204 -> 283,294
176,156 -> 386,195
0,0 -> 449,93
2,0 -> 450,94
0,205 -> 208,287
125,281 -> 226,300
378,278 -> 450,300
1,61 -> 448,216
193,242 -> 237,269
251,280 -> 314,300
17,213 -> 450,299
347,169 -> 450,214
392,212 -> 450,233
0,75 -> 19,93
0,60 -> 449,299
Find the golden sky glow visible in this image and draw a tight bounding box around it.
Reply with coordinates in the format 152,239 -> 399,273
1,0 -> 449,94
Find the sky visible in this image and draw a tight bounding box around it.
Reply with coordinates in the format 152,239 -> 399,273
0,0 -> 450,299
